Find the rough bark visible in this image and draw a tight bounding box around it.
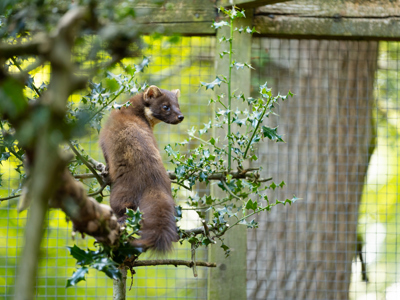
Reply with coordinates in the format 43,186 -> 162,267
51,170 -> 120,245
247,39 -> 378,300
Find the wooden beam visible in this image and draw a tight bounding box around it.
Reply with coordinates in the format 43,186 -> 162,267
221,0 -> 292,9
133,0 -> 216,35
254,0 -> 400,40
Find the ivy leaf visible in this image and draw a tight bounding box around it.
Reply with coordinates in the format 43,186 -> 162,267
201,77 -> 223,90
66,267 -> 88,288
262,126 -> 285,142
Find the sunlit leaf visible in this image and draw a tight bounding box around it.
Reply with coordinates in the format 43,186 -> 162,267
66,267 -> 88,288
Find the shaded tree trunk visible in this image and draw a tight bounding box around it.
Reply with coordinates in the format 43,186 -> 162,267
247,39 -> 378,300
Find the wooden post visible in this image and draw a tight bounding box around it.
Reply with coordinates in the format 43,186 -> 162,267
208,12 -> 253,300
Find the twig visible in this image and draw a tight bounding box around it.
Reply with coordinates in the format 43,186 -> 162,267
11,57 -> 41,96
74,173 -> 96,179
0,194 -> 21,202
220,179 -> 240,200
170,180 -> 191,191
167,169 -> 272,183
182,224 -> 215,237
88,183 -> 108,197
189,134 -> 221,150
201,219 -> 215,243
132,259 -> 216,268
243,97 -> 272,159
68,141 -> 104,186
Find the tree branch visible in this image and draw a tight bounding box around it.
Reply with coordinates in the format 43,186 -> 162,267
50,170 -> 119,245
0,37 -> 49,60
167,170 -> 272,183
132,259 -> 216,268
74,173 -> 96,179
68,141 -> 104,186
88,182 -> 108,197
0,194 -> 20,202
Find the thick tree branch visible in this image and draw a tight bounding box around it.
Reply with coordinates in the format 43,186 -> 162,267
0,37 -> 50,60
51,170 -> 119,245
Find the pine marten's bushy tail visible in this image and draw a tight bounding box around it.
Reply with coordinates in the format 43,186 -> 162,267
133,202 -> 178,254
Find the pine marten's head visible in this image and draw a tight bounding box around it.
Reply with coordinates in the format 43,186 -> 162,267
142,85 -> 184,127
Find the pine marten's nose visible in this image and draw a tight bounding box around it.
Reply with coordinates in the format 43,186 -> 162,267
178,115 -> 184,121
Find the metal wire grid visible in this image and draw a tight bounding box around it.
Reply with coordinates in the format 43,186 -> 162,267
0,36 -> 215,299
248,38 -> 399,300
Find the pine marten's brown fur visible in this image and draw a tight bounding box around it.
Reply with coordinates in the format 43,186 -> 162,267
99,85 -> 184,253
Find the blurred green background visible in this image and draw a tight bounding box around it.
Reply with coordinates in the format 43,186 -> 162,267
2,36 -> 400,299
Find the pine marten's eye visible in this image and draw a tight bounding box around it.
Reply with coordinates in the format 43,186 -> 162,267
163,105 -> 170,111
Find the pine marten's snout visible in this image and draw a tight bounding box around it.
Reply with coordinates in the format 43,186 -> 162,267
175,114 -> 184,123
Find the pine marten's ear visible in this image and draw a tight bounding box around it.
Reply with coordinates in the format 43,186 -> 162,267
171,89 -> 180,98
144,85 -> 162,101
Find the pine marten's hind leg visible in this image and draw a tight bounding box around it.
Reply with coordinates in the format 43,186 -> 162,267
109,183 -> 139,225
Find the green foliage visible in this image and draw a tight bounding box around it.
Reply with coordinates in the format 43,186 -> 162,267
66,208 -> 143,287
63,6 -> 295,283
0,1 -> 295,290
165,6 -> 295,257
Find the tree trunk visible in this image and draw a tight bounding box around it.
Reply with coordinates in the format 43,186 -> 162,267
247,39 -> 378,300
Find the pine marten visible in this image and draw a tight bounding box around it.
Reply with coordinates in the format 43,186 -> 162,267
99,85 -> 184,253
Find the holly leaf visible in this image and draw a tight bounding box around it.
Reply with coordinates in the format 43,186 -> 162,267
134,56 -> 150,74
201,77 -> 224,90
212,21 -> 229,29
262,126 -> 285,142
67,245 -> 96,266
233,62 -> 244,70
125,208 -> 142,232
245,199 -> 258,212
66,267 -> 88,288
246,26 -> 259,34
0,152 -> 10,165
92,258 -> 121,280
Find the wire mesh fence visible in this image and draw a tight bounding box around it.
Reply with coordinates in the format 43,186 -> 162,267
1,34 -> 400,300
0,36 -> 215,299
248,38 -> 400,300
